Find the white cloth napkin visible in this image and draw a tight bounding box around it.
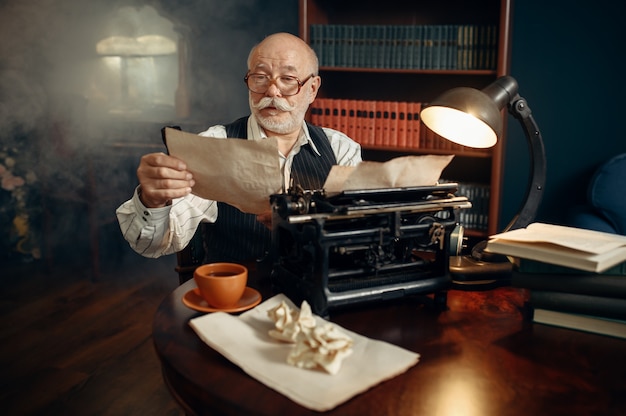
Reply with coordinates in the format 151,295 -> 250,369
189,294 -> 420,411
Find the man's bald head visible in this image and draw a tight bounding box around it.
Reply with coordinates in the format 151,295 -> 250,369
247,32 -> 319,76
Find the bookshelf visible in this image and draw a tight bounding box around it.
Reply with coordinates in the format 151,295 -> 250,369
300,0 -> 512,238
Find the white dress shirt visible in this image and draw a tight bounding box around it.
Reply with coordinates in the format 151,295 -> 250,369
116,115 -> 361,258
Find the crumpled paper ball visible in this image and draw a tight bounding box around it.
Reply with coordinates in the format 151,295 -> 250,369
267,300 -> 353,375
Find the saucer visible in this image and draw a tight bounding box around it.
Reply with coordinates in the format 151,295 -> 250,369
182,287 -> 262,313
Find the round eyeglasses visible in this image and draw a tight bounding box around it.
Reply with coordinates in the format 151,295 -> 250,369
244,73 -> 315,96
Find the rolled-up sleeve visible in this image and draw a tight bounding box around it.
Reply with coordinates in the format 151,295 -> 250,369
116,186 -> 217,258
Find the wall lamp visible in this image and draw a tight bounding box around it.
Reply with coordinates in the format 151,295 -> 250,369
420,76 -> 546,286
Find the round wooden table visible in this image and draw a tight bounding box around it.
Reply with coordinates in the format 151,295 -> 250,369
153,270 -> 626,416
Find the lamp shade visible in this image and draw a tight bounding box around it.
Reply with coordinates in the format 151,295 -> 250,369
420,76 -> 520,149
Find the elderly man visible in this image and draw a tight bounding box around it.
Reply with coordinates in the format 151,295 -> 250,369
116,32 -> 361,263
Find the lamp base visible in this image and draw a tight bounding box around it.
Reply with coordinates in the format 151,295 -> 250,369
449,241 -> 513,290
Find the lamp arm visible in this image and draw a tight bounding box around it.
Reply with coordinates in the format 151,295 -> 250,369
502,96 -> 547,232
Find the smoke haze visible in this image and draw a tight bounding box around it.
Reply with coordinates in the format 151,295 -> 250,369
0,0 -> 298,266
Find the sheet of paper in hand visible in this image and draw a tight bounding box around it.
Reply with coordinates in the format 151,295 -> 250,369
164,127 -> 282,215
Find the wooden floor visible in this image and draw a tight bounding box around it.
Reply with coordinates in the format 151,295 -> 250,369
0,253 -> 185,415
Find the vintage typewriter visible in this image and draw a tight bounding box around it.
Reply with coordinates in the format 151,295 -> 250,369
269,183 -> 471,316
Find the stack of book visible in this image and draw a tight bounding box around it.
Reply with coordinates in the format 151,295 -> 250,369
485,223 -> 626,339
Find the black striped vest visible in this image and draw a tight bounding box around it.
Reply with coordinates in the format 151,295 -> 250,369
202,116 -> 337,263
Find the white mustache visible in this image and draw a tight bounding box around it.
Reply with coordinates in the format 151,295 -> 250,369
252,97 -> 296,112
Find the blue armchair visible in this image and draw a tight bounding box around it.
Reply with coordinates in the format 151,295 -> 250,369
568,153 -> 626,235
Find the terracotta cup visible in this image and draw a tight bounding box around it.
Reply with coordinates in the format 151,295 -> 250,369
193,263 -> 248,308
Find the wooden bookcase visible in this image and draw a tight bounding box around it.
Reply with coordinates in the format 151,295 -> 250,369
299,0 -> 512,238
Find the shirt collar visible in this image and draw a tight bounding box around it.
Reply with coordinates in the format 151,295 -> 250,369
247,114 -> 322,157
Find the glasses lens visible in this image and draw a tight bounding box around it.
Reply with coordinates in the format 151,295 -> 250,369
245,74 -> 301,96
277,76 -> 299,95
247,74 -> 268,94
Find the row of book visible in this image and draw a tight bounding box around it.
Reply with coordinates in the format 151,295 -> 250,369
310,98 -> 491,153
310,24 -> 498,70
513,257 -> 626,340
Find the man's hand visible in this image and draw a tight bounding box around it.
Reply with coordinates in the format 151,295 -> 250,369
136,152 -> 195,208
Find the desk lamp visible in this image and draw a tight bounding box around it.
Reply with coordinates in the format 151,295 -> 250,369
420,76 -> 546,286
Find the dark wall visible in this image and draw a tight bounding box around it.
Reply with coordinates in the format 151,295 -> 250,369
500,0 -> 626,229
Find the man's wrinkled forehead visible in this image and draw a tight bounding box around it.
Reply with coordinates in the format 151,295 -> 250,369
249,41 -> 307,73
250,60 -> 299,74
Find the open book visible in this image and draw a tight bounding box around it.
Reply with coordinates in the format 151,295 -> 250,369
485,223 -> 626,273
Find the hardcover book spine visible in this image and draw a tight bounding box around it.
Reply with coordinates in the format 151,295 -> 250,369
382,101 -> 391,146
319,98 -> 330,128
432,25 -> 441,70
449,25 -> 459,70
366,101 -> 374,145
325,25 -> 336,67
397,101 -> 408,148
389,101 -> 398,146
354,25 -> 363,67
530,291 -> 626,321
374,101 -> 384,146
531,308 -> 626,339
440,24 -> 447,70
413,26 -> 423,70
458,25 -> 468,69
346,99 -> 358,141
422,25 -> 432,69
409,102 -> 421,149
511,269 -> 626,297
404,26 -> 415,69
375,25 -> 386,69
310,99 -> 322,126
